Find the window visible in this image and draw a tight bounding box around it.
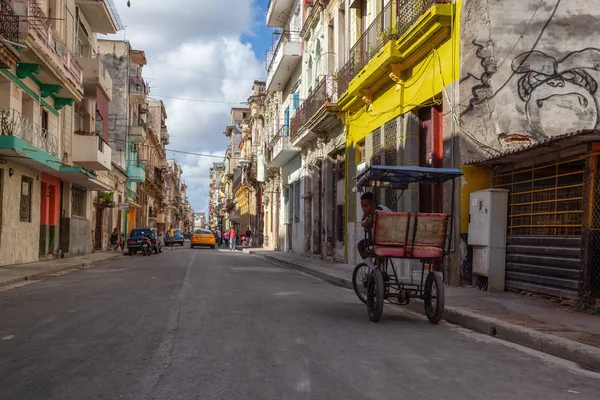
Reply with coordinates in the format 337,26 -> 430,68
20,176 -> 33,222
41,110 -> 49,132
307,56 -> 313,91
356,140 -> 366,163
294,181 -> 301,223
315,40 -> 322,81
72,185 -> 87,217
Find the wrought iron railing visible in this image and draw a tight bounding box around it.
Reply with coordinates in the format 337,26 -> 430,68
0,109 -> 59,157
126,187 -> 137,202
337,0 -> 448,99
0,0 -> 19,44
397,0 -> 448,36
291,75 -> 337,138
269,124 -> 289,149
24,0 -> 83,89
300,0 -> 318,39
265,30 -> 301,73
233,168 -> 242,190
130,76 -> 146,95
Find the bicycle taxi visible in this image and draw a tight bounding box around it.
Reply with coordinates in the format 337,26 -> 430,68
352,165 -> 463,323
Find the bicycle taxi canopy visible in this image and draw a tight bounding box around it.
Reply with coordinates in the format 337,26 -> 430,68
356,165 -> 463,191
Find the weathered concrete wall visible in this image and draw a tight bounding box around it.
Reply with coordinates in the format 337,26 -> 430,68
60,216 -> 93,257
0,162 -> 41,265
98,41 -> 129,170
460,0 -> 600,160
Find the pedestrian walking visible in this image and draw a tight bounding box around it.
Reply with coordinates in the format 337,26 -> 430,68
229,226 -> 236,251
168,225 -> 175,249
224,230 -> 229,246
245,227 -> 252,247
217,230 -> 222,247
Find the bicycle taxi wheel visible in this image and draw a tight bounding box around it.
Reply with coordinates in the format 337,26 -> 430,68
352,263 -> 370,304
366,268 -> 385,322
424,271 -> 445,324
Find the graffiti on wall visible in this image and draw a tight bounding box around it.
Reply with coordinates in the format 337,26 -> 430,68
460,40 -> 497,117
459,0 -> 600,141
512,48 -> 600,138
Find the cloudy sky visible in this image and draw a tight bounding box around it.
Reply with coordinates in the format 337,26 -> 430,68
106,0 -> 271,212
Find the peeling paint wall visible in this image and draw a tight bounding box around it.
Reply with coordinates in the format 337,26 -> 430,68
459,0 -> 600,161
0,162 -> 41,265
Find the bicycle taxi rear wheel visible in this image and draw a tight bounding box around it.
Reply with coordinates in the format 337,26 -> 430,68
352,263 -> 370,304
366,268 -> 385,322
424,271 -> 445,324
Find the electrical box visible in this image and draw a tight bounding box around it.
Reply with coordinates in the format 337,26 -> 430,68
468,189 -> 509,291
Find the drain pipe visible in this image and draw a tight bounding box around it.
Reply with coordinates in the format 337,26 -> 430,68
58,180 -> 65,258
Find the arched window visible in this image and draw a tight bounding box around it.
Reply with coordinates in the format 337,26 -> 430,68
315,40 -> 321,83
308,56 -> 313,92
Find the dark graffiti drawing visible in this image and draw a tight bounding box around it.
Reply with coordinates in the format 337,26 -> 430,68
460,40 -> 497,117
511,48 -> 600,139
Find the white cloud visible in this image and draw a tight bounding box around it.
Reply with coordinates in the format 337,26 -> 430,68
107,0 -> 266,211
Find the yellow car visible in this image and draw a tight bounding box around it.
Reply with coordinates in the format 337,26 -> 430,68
190,229 -> 216,249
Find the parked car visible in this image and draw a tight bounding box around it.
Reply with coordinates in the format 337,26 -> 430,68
127,228 -> 163,255
166,229 -> 185,246
190,229 -> 216,249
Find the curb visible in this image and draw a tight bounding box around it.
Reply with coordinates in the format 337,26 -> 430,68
0,253 -> 123,289
252,251 -> 352,288
251,251 -> 600,371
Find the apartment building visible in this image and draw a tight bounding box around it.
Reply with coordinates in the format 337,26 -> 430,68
0,0 -> 120,264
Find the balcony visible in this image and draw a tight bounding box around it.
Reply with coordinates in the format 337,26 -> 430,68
75,0 -> 121,34
290,75 -> 339,146
233,168 -> 242,191
338,0 -> 451,102
129,76 -> 146,103
266,125 -> 299,168
129,123 -> 146,144
161,126 -> 169,145
0,0 -> 19,68
300,0 -> 318,39
77,56 -> 113,100
72,132 -> 112,171
126,187 -> 137,202
14,0 -> 84,98
0,108 -> 61,171
127,160 -> 145,183
266,0 -> 294,27
265,31 -> 302,91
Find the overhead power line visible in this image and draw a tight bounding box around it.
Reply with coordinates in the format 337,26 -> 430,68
149,94 -> 247,105
145,54 -> 260,81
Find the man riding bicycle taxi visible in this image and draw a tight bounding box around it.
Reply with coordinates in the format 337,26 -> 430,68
357,191 -> 391,270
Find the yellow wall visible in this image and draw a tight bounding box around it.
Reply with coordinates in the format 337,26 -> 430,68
459,165 -> 494,233
344,2 -> 461,146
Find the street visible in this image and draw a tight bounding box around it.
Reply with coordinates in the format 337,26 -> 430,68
0,248 -> 598,400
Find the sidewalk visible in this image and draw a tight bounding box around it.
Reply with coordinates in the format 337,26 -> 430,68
0,251 -> 124,289
248,249 -> 600,371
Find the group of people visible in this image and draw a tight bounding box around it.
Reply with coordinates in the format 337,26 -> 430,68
214,226 -> 252,251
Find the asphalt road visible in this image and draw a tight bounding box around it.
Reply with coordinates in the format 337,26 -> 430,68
0,247 -> 599,400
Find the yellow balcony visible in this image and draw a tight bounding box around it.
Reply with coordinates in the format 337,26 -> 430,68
337,1 -> 453,111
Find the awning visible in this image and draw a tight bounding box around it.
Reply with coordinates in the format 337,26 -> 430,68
0,135 -> 62,174
57,166 -> 113,191
466,130 -> 600,166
